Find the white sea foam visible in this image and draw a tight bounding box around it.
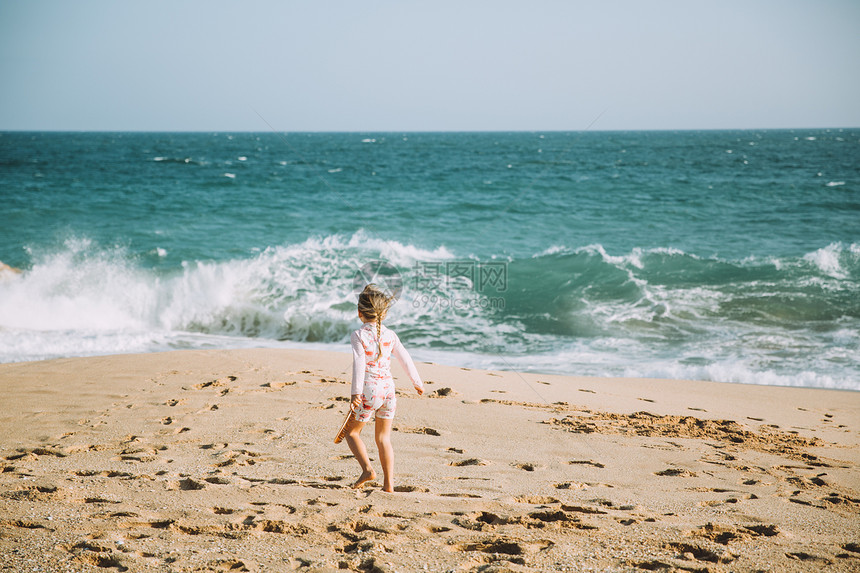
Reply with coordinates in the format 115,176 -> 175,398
534,245 -> 569,257
0,231 -> 459,361
571,244 -> 692,270
476,340 -> 858,391
803,242 -> 848,279
576,243 -> 623,265
642,360 -> 854,391
490,342 -> 726,384
1,242 -> 152,332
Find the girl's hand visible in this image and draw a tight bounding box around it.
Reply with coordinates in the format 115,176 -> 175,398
351,394 -> 362,410
416,386 -> 424,396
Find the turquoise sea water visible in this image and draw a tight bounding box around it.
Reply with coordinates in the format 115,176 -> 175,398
1,130 -> 858,389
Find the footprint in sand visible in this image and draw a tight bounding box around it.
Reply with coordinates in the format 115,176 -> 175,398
2,484 -> 65,502
59,542 -> 126,570
429,387 -> 459,398
9,447 -> 69,459
396,426 -> 441,436
74,470 -> 134,479
422,524 -> 452,534
192,376 -> 236,390
394,485 -> 429,493
523,510 -> 598,530
306,497 -> 338,507
514,495 -> 559,504
561,503 -> 608,515
303,480 -> 347,491
786,552 -> 834,564
169,477 -> 206,491
0,519 -> 50,531
449,458 -> 488,467
663,541 -> 736,565
451,511 -> 512,530
82,496 -> 121,504
207,559 -> 251,572
655,468 -> 698,477
451,537 -> 554,558
699,497 -> 742,507
118,448 -> 159,463
514,462 -> 541,472
262,381 -> 296,389
568,460 -> 605,469
694,522 -> 779,544
554,482 -> 588,490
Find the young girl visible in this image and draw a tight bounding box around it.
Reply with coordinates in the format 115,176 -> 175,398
340,284 -> 424,492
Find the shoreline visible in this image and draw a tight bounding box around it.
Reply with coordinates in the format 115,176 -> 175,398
3,344 -> 857,395
1,348 -> 858,571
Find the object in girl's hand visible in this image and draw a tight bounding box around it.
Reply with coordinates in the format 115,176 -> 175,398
334,409 -> 353,444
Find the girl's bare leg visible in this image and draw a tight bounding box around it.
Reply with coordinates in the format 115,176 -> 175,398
374,418 -> 394,492
345,418 -> 376,488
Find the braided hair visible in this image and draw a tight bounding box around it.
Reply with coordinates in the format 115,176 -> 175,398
357,284 -> 394,360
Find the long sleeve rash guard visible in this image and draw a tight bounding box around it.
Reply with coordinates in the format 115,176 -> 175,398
350,322 -> 423,396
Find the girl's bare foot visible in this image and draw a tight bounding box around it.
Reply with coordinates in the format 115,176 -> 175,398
352,470 -> 376,489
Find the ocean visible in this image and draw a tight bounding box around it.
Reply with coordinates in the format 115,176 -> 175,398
1,130 -> 858,390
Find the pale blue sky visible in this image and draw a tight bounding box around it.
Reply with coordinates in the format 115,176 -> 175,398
1,0 -> 858,131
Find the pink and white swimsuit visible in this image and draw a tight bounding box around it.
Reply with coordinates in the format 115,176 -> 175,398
350,322 -> 423,422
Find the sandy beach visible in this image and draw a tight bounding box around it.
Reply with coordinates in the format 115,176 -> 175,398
0,348 -> 858,572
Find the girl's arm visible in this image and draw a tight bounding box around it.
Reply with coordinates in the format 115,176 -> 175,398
392,333 -> 424,394
350,331 -> 366,403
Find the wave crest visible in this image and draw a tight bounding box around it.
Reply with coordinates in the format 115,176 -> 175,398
1,236 -> 857,390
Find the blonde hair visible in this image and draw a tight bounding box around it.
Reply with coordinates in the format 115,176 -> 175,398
357,284 -> 393,360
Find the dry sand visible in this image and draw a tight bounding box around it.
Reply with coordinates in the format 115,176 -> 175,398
0,348 -> 858,572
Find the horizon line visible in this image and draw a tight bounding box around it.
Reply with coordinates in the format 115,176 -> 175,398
1,126 -> 857,135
